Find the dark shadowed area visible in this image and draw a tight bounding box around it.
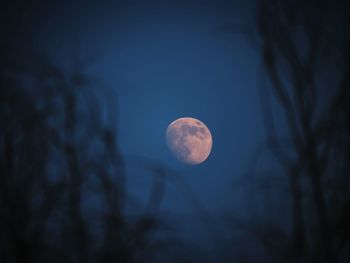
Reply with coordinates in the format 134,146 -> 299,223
1,0 -> 349,262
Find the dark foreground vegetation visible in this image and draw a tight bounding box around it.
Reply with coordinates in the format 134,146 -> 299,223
230,0 -> 350,262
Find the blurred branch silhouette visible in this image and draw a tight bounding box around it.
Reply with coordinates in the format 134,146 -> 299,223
0,2 -> 173,263
230,0 -> 350,262
257,0 -> 349,262
0,46 -> 167,262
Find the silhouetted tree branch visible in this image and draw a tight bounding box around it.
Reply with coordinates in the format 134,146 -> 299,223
251,0 -> 350,262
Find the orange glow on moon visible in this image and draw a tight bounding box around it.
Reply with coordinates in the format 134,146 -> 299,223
166,117 -> 212,165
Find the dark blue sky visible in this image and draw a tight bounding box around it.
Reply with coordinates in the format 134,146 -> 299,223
103,1 -> 260,214
28,0 -> 263,214
28,0 -> 266,255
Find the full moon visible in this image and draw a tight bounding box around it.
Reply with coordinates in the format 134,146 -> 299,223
166,117 -> 212,165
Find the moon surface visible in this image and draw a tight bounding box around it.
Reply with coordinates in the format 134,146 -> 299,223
166,117 -> 212,165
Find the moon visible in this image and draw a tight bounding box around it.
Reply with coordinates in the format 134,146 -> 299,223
166,117 -> 212,165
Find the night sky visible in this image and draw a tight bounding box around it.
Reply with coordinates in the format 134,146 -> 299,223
2,0 -> 350,262
29,1 -> 261,214
33,0 -> 261,255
